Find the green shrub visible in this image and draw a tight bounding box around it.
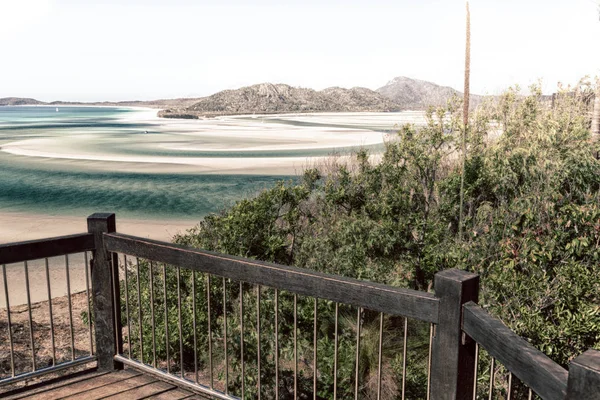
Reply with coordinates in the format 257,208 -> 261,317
118,82 -> 600,398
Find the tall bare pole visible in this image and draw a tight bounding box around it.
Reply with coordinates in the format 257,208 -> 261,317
458,2 -> 470,239
592,4 -> 599,146
593,89 -> 600,137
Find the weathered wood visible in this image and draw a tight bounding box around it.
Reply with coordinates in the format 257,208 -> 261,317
430,269 -> 479,400
0,233 -> 94,265
104,233 -> 440,323
144,387 -> 198,399
462,302 -> 568,400
70,373 -> 157,399
0,356 -> 96,389
98,378 -> 175,399
3,369 -> 204,400
2,370 -> 111,400
566,349 -> 600,399
4,370 -> 141,400
88,213 -> 122,371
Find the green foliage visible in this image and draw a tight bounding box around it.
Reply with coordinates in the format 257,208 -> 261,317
118,82 -> 600,397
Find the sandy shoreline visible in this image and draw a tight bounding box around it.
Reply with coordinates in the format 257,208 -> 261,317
0,211 -> 198,307
0,110 -> 410,306
0,211 -> 196,244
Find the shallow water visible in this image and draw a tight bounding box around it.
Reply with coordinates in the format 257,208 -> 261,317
0,107 -> 422,220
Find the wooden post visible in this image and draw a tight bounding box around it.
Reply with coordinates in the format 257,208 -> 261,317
430,269 -> 479,400
87,213 -> 123,371
566,349 -> 600,399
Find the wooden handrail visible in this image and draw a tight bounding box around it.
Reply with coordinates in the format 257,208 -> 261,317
0,233 -> 95,265
103,232 -> 441,323
462,301 -> 568,400
4,213 -> 600,398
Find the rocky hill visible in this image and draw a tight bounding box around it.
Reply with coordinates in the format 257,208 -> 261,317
0,97 -> 44,106
0,97 -> 199,109
2,77 -> 486,118
376,76 -> 483,109
159,83 -> 400,118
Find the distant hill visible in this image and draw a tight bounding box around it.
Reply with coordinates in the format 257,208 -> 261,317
159,83 -> 400,118
1,77 -> 486,118
376,76 -> 483,109
0,97 -> 199,109
0,97 -> 45,106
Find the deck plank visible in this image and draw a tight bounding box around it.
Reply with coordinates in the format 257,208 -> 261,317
60,373 -> 156,399
3,369 -> 211,399
4,370 -> 141,400
101,380 -> 177,399
2,371 -> 110,400
143,388 -> 196,399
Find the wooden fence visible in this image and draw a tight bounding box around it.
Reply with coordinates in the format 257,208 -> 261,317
0,212 -> 598,399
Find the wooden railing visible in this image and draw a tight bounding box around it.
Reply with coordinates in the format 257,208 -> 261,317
0,233 -> 97,387
462,302 -> 568,400
1,212 -> 599,399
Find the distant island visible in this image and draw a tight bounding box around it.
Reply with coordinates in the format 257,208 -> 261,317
1,76 -> 482,119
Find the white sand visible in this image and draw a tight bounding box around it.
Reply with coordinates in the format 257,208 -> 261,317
0,211 -> 198,306
0,147 -> 335,175
0,109 -> 398,175
0,211 -> 196,244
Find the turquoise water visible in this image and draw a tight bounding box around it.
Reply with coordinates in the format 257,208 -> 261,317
0,107 -> 298,219
0,157 -> 291,219
0,107 -> 391,220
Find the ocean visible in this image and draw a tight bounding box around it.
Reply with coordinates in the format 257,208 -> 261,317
0,107 -> 420,221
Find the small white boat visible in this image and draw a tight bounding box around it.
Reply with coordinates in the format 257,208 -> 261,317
56,108 -> 59,112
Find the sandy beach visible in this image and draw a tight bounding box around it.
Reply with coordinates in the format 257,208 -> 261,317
1,211 -> 197,307
0,211 -> 196,243
0,108 -> 417,306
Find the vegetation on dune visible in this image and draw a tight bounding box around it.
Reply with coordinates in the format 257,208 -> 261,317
116,82 -> 600,399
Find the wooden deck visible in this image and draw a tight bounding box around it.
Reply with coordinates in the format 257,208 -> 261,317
3,369 -> 207,400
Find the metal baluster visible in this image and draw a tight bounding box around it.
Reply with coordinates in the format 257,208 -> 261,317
207,274 -> 213,388
333,302 -> 339,400
507,372 -> 513,400
65,255 -> 75,361
401,317 -> 408,400
84,253 -> 93,356
177,267 -> 183,378
44,258 -> 56,364
149,262 -> 157,368
24,261 -> 36,370
257,285 -> 261,400
124,255 -> 131,358
488,357 -> 495,400
223,277 -> 228,393
313,297 -> 317,400
426,323 -> 434,400
111,254 -> 121,354
163,263 -> 170,374
2,264 -> 15,376
473,343 -> 479,400
136,258 -> 144,364
240,281 -> 245,399
274,289 -> 278,400
192,271 -> 198,383
294,293 -> 298,400
377,312 -> 383,400
354,307 -> 361,400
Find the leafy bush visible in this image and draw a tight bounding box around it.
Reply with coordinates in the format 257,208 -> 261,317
117,82 -> 600,398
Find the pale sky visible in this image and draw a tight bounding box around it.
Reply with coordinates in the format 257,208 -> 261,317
1,0 -> 599,102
